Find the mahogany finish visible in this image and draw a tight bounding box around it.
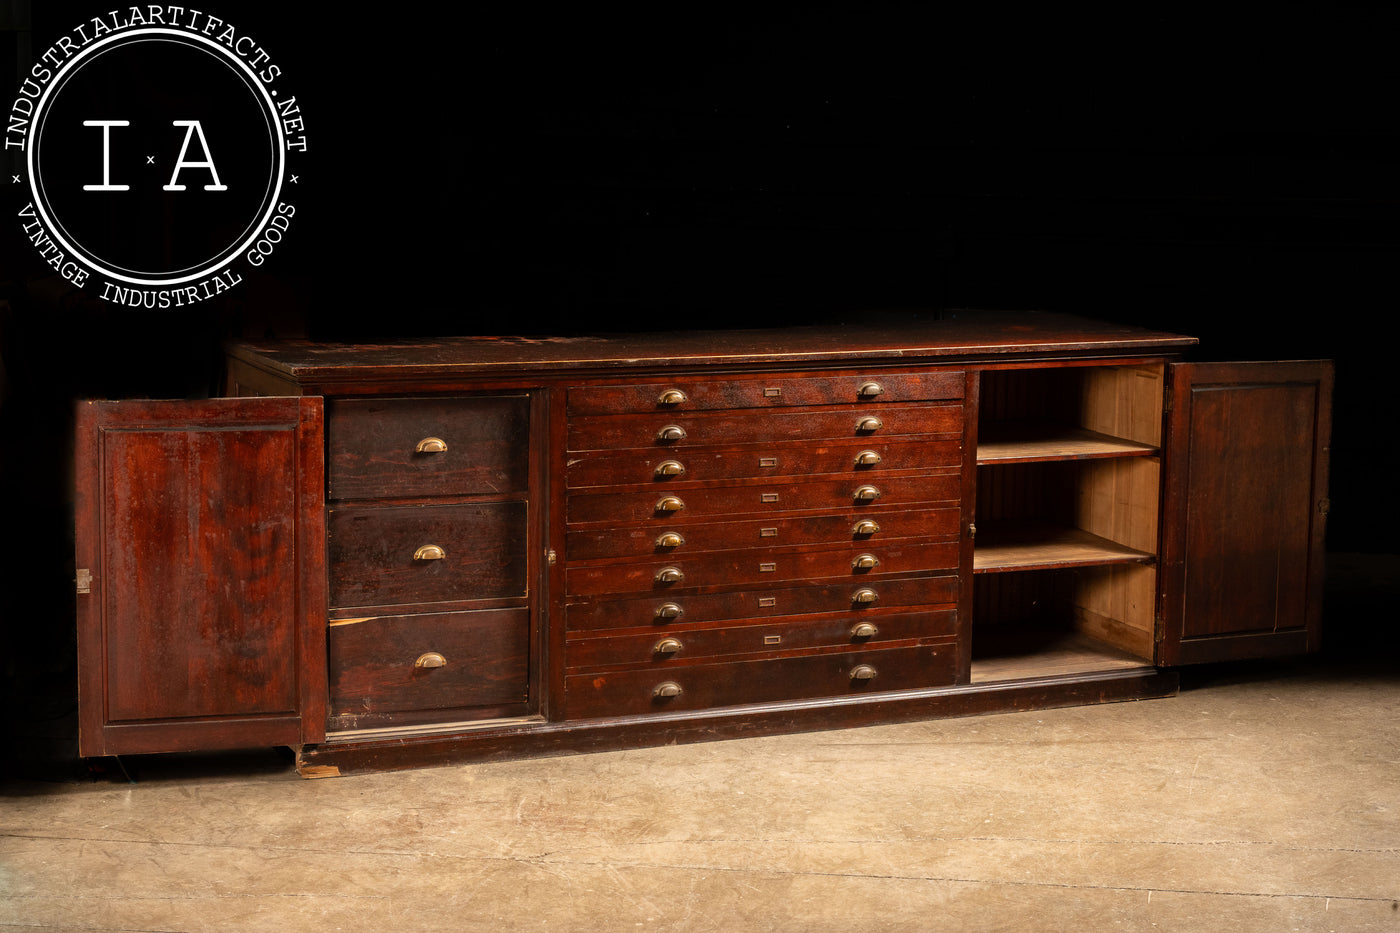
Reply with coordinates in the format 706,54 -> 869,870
74,312 -> 1333,773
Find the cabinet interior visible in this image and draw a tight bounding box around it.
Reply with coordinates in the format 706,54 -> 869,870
971,363 -> 1164,682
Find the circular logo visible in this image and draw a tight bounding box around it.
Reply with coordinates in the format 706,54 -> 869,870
9,12 -> 305,307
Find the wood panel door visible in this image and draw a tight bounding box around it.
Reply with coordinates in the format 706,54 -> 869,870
74,398 -> 327,756
1158,361 -> 1333,666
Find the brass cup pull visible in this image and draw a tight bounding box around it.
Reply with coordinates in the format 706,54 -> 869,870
655,566 -> 685,583
850,664 -> 878,682
656,496 -> 686,513
851,623 -> 879,639
656,532 -> 685,549
653,681 -> 684,699
657,424 -> 687,442
413,544 -> 446,561
658,389 -> 688,406
856,417 -> 883,433
415,652 -> 447,669
858,381 -> 884,398
655,602 -> 684,620
415,436 -> 447,453
852,587 -> 879,604
852,553 -> 880,571
655,460 -> 686,477
852,520 -> 880,537
653,638 -> 683,655
854,450 -> 883,466
854,485 -> 882,502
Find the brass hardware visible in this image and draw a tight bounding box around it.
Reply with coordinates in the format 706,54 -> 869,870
854,485 -> 881,501
655,566 -> 685,583
657,424 -> 687,442
656,532 -> 685,548
761,493 -> 780,503
968,522 -> 977,539
547,548 -> 557,566
851,622 -> 879,639
852,553 -> 880,571
849,664 -> 877,681
413,545 -> 446,561
854,450 -> 882,466
658,389 -> 688,406
759,527 -> 779,537
764,635 -> 782,645
852,588 -> 879,604
852,520 -> 880,536
653,638 -> 683,655
763,387 -> 782,397
1318,498 -> 1331,515
655,460 -> 686,477
414,652 -> 447,669
758,596 -> 777,607
759,456 -> 779,467
415,437 -> 447,453
653,681 -> 683,698
655,602 -> 684,620
656,495 -> 686,513
858,381 -> 884,398
76,568 -> 92,595
857,416 -> 883,433
759,562 -> 777,572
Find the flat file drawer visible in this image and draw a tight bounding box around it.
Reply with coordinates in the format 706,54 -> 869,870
567,370 -> 965,414
327,395 -> 529,500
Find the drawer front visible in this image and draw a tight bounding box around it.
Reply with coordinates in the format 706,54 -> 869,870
567,402 -> 963,452
564,642 -> 958,719
568,471 -> 960,526
566,540 -> 961,597
568,370 -> 966,414
566,609 -> 958,671
566,437 -> 962,489
566,574 -> 959,633
328,502 -> 528,608
327,395 -> 529,500
328,608 -> 529,728
567,504 -> 960,561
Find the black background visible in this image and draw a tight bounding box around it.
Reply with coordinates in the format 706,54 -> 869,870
1,3 -> 1395,763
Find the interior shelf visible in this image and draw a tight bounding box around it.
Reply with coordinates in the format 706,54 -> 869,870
969,629 -> 1152,684
972,520 -> 1156,573
976,422 -> 1159,464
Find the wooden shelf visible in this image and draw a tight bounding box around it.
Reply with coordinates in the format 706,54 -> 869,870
970,630 -> 1152,684
972,520 -> 1155,573
977,422 -> 1159,464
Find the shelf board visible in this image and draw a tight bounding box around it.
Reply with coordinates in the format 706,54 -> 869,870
970,630 -> 1152,684
972,521 -> 1155,573
977,423 -> 1158,464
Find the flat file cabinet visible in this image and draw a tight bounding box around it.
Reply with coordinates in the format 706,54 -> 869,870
73,312 -> 1332,774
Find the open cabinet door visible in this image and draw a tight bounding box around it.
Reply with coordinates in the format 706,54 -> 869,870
1158,361 -> 1332,666
74,397 -> 326,756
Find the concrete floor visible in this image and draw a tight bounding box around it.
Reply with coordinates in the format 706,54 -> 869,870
3,558 -> 1397,932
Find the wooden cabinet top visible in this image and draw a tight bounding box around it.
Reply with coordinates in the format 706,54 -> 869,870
227,311 -> 1197,384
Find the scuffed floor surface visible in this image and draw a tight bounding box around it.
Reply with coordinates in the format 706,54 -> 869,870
2,656 -> 1397,932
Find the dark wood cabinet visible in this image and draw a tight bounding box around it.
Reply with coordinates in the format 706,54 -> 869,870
73,313 -> 1333,773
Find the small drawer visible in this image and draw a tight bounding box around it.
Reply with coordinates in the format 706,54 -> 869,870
568,370 -> 965,414
566,436 -> 963,489
564,642 -> 958,720
328,501 -> 528,609
566,573 -> 959,633
327,395 -> 529,500
565,540 -> 961,597
328,608 -> 529,730
566,505 -> 960,561
567,471 -> 960,526
566,402 -> 962,453
565,609 -> 958,672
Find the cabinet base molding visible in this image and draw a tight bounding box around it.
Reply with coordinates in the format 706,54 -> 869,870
293,668 -> 1178,777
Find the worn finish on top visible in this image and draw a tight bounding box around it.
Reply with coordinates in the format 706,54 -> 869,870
227,311 -> 1199,381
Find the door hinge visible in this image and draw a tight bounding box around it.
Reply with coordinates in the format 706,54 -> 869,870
1317,498 -> 1330,515
1154,615 -> 1165,644
76,568 -> 92,595
1163,394 -> 1174,414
